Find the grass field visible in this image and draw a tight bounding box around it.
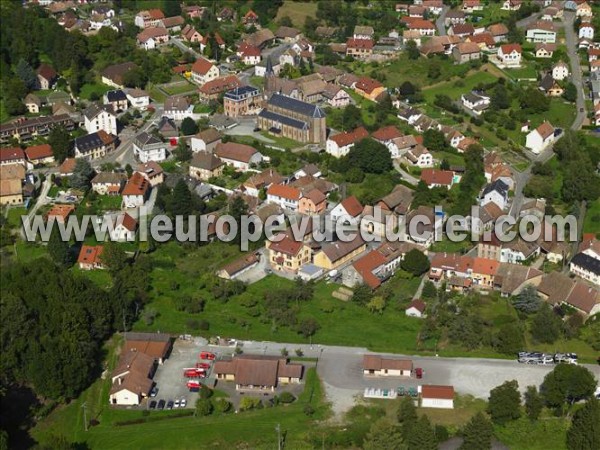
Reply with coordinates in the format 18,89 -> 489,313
6,207 -> 28,228
162,82 -> 196,96
79,82 -> 112,100
422,70 -> 499,104
583,198 -> 600,235
149,86 -> 167,103
274,1 -> 318,27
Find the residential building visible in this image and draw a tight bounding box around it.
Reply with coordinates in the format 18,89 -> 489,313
526,22 -> 557,43
407,18 -> 436,36
132,132 -> 166,163
535,43 -> 556,58
570,253 -> 600,286
74,130 -> 116,160
421,385 -> 455,409
266,233 -> 311,272
275,26 -> 302,43
156,116 -> 178,138
224,86 -> 262,117
363,355 -> 413,377
0,114 -> 74,144
213,355 -> 303,391
322,84 -> 351,108
25,144 -> 54,166
136,161 -> 164,187
84,103 -> 117,135
378,185 -> 414,215
189,151 -> 224,181
101,62 -> 139,89
237,43 -> 262,66
103,90 -> 128,112
579,23 -> 595,40
136,27 -> 169,50
406,299 -> 427,318
325,127 -> 369,158
198,75 -> 242,102
576,1 -> 593,18
110,213 -> 138,242
122,172 -> 150,208
461,91 -> 491,115
452,42 -> 481,63
134,9 -> 165,28
498,43 -> 522,66
257,93 -> 327,144
36,64 -> 57,90
191,128 -> 222,152
159,16 -> 184,31
462,0 -> 484,13
406,145 -> 433,168
539,73 -> 564,96
346,38 -> 374,59
420,169 -> 456,189
525,122 -> 555,154
480,179 -> 509,210
502,0 -> 523,11
552,61 -> 570,80
217,254 -> 260,280
126,89 -> 150,110
181,24 -> 203,43
164,96 -> 193,121
267,184 -> 302,211
449,23 -> 475,38
488,23 -> 509,42
501,238 -> 541,264
243,169 -> 283,197
331,196 -> 363,224
298,189 -> 326,215
354,77 -> 386,101
445,11 -> 467,27
91,172 -> 126,195
24,93 -> 42,114
313,236 -> 367,270
214,142 -> 263,171
191,57 -> 220,85
78,245 -> 105,270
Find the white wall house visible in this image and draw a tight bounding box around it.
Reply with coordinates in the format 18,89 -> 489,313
126,89 -> 150,110
526,26 -> 556,43
461,92 -> 490,116
266,184 -> 301,211
480,180 -> 509,210
552,62 -> 570,80
132,132 -> 167,163
525,122 -> 555,154
579,24 -> 595,40
325,127 -> 369,158
421,385 -> 455,409
497,44 -> 522,67
191,57 -> 220,85
84,104 -> 117,136
109,213 -> 138,242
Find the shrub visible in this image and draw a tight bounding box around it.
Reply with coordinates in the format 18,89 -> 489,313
212,398 -> 232,414
279,392 -> 296,404
195,398 -> 213,416
199,387 -> 214,399
239,397 -> 262,411
303,404 -> 315,416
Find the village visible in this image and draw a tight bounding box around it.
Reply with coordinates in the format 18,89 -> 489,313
1,1 -> 600,449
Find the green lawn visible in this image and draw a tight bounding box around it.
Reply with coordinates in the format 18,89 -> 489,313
494,416 -> 569,450
149,86 -> 167,103
423,70 -> 499,104
274,1 -> 318,28
72,266 -> 113,288
163,82 -> 195,96
503,63 -> 539,80
259,131 -> 302,150
79,82 -> 112,100
193,104 -> 212,114
583,198 -> 600,235
6,207 -> 28,228
430,236 -> 474,254
470,2 -> 510,27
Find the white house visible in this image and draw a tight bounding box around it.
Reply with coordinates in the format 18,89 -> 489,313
266,184 -> 302,211
191,57 -> 220,85
331,195 -> 363,224
406,145 -> 433,168
579,23 -> 595,40
552,61 -> 570,80
461,91 -> 490,116
83,104 -> 117,136
497,43 -> 522,67
405,299 -> 426,318
126,89 -> 150,110
214,142 -> 263,171
191,128 -> 222,152
163,96 -> 193,121
526,22 -> 556,43
132,132 -> 167,163
109,213 -> 138,242
325,127 -> 369,158
480,180 -> 509,211
570,252 -> 600,286
136,27 -> 169,50
501,0 -> 522,11
525,122 -> 555,154
122,172 -> 151,209
576,2 -> 593,18
421,385 -> 455,409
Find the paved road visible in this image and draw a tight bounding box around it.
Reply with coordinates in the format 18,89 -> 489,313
393,159 -> 418,185
169,37 -> 202,59
435,6 -> 450,36
516,11 -> 541,29
20,179 -> 51,240
209,339 -> 600,416
562,11 -> 587,130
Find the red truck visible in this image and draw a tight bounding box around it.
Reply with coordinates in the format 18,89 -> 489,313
414,368 -> 423,379
187,380 -> 202,391
196,362 -> 211,369
199,351 -> 216,360
183,368 -> 206,378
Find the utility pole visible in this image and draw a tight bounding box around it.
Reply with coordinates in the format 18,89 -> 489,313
276,423 -> 281,450
81,402 -> 88,432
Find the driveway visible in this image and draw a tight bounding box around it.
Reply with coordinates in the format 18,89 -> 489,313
393,159 -> 419,185
233,248 -> 269,284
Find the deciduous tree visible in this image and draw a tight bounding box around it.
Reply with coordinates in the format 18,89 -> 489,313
541,364 -> 596,412
524,385 -> 543,421
401,249 -> 430,276
566,398 -> 600,450
461,412 -> 493,450
487,380 -> 521,425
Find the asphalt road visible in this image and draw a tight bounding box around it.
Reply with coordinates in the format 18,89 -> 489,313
435,6 -> 450,36
562,11 -> 587,130
169,37 -> 202,59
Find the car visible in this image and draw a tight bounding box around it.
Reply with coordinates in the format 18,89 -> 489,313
149,400 -> 157,409
166,400 -> 174,410
580,107 -> 584,112
174,399 -> 180,408
180,398 -> 187,408
150,386 -> 159,397
157,399 -> 165,410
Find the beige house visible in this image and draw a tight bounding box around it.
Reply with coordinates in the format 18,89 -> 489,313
213,355 -> 303,391
313,236 -> 366,270
363,355 -> 413,377
266,234 -> 312,273
189,151 -> 224,181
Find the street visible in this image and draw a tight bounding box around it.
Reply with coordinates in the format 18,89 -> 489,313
562,11 -> 587,131
435,6 -> 450,36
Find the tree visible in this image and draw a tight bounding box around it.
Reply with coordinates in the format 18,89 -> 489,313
566,398 -> 600,450
15,58 -> 37,91
162,0 -> 181,17
421,281 -> 437,300
367,296 -> 386,314
423,129 -> 449,152
70,159 -> 94,191
405,40 -> 420,60
47,226 -> 70,266
512,285 -> 541,313
173,140 -> 192,163
125,163 -> 133,177
531,304 -> 562,344
524,385 -> 544,421
493,322 -> 524,355
363,418 -> 405,450
351,283 -> 373,305
460,412 -> 493,450
397,395 -> 418,436
48,126 -> 71,163
406,416 -> 437,450
181,117 -> 198,136
562,82 -> 577,103
298,317 -> 320,338
278,15 -> 293,27
100,241 -> 128,274
491,83 -> 510,110
401,249 -> 430,276
341,104 -> 362,131
541,364 -> 596,412
487,380 -> 521,425
440,158 -> 450,171
195,398 -> 213,416
346,139 -> 393,174
171,179 -> 193,216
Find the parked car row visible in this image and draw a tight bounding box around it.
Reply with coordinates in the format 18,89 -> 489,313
517,352 -> 578,365
149,397 -> 187,410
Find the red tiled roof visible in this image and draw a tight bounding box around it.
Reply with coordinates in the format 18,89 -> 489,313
407,299 -> 426,313
421,385 -> 454,400
566,282 -> 599,315
119,213 -> 138,232
37,63 -> 57,81
340,196 -> 363,217
420,169 -> 454,186
408,18 -> 436,30
353,250 -> 387,288
329,126 -> 369,147
0,147 -> 25,162
267,184 -> 302,200
535,122 -> 554,139
191,57 -> 215,75
198,75 -> 242,96
147,8 -> 164,20
500,43 -> 522,54
355,77 -> 383,95
269,234 -> 303,256
346,38 -> 374,50
122,172 -> 150,196
77,244 -> 104,265
215,141 -> 258,164
372,126 -> 403,142
472,257 -> 500,276
25,144 -> 53,160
